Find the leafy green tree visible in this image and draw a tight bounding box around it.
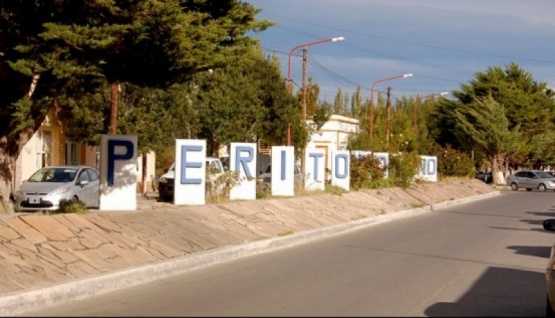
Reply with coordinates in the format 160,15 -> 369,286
296,77 -> 331,134
333,88 -> 344,115
0,0 -> 271,211
369,92 -> 389,151
302,77 -> 321,119
434,94 -> 521,184
58,80 -> 197,154
452,95 -> 521,184
350,86 -> 365,121
414,96 -> 445,155
186,50 -> 303,157
427,144 -> 476,178
343,93 -> 350,116
387,96 -> 413,153
388,151 -> 422,188
429,63 -> 555,182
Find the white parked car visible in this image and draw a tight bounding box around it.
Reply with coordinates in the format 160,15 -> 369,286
14,165 -> 100,212
158,157 -> 225,202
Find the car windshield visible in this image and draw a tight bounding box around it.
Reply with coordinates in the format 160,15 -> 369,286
28,167 -> 78,183
537,171 -> 554,179
167,160 -> 222,174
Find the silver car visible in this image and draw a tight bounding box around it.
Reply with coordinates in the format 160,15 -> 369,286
14,165 -> 100,212
258,163 -> 303,190
506,170 -> 555,192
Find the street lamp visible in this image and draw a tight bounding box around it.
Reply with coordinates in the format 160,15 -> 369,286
286,36 -> 345,175
413,91 -> 448,129
368,73 -> 413,143
287,36 -> 345,94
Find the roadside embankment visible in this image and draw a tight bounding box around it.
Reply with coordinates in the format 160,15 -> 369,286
0,179 -> 498,316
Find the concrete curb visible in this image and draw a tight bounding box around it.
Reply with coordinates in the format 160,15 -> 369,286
0,190 -> 501,316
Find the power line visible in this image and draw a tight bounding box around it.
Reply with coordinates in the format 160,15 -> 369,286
262,13 -> 555,65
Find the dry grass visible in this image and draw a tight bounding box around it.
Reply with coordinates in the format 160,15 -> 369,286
438,175 -> 473,182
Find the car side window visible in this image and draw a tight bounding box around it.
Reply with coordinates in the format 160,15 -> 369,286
211,161 -> 222,173
206,161 -> 222,174
86,169 -> 99,181
529,172 -> 538,179
78,170 -> 90,183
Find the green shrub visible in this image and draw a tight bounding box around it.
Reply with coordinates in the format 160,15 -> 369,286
427,144 -> 475,177
55,198 -> 88,214
367,177 -> 395,189
324,183 -> 348,195
206,169 -> 241,204
256,186 -> 272,199
388,151 -> 422,188
349,154 -> 385,190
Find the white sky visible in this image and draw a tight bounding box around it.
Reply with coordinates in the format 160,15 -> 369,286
246,0 -> 555,103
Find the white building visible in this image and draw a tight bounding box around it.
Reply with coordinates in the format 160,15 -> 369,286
306,114 -> 359,181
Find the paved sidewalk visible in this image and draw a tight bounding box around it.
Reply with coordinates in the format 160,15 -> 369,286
0,180 -> 499,316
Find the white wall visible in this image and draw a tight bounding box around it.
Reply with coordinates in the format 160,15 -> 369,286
306,114 -> 359,176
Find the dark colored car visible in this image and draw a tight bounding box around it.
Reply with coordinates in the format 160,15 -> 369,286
257,163 -> 303,190
158,158 -> 225,202
475,170 -> 492,184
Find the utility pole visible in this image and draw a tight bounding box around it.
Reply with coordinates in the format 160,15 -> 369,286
109,82 -> 119,135
368,73 -> 413,145
413,99 -> 419,131
300,48 -> 308,175
286,36 -> 344,147
385,86 -> 392,148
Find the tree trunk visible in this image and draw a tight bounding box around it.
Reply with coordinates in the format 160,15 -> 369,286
0,151 -> 16,214
0,128 -> 34,213
491,154 -> 499,186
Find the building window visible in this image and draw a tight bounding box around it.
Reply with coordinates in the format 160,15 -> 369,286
66,142 -> 79,165
36,130 -> 52,169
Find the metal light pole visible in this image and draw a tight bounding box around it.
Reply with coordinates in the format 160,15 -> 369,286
369,73 -> 413,144
287,37 -> 345,94
413,91 -> 448,130
286,36 -> 345,175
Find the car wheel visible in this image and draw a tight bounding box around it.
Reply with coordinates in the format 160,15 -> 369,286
511,183 -> 519,191
547,294 -> 555,317
539,184 -> 547,192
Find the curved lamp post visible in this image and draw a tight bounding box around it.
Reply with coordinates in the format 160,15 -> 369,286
286,36 -> 344,173
368,73 -> 413,143
413,91 -> 448,129
287,36 -> 345,94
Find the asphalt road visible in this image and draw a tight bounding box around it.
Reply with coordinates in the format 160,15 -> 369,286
21,190 -> 554,317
